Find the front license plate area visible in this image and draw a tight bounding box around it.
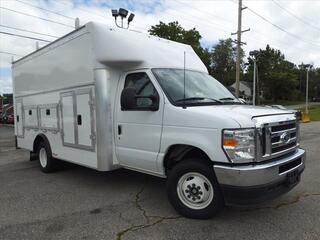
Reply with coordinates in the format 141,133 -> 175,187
286,169 -> 300,186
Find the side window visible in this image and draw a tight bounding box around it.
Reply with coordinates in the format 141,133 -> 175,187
124,72 -> 158,109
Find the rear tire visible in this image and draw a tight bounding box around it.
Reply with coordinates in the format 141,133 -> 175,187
37,142 -> 55,173
167,159 -> 224,219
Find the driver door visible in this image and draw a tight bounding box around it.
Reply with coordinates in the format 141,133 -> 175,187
115,70 -> 164,174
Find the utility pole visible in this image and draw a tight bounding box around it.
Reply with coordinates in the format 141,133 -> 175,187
253,59 -> 256,105
305,64 -> 312,115
256,64 -> 260,105
232,0 -> 250,97
249,50 -> 259,105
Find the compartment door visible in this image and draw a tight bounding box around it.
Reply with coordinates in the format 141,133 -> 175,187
61,92 -> 76,145
15,99 -> 23,137
75,90 -> 94,149
60,89 -> 95,150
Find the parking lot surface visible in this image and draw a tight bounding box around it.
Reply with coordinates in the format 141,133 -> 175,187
0,123 -> 320,240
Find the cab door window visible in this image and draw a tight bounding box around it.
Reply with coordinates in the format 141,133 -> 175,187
124,72 -> 159,110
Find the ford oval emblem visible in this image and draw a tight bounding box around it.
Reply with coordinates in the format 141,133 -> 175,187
280,132 -> 290,144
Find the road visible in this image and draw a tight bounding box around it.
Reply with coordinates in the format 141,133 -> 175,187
0,123 -> 320,240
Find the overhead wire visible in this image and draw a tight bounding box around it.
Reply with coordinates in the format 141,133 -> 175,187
174,0 -> 234,25
15,0 -> 75,21
233,2 -> 320,48
1,0 -> 319,65
172,0 -> 315,52
0,51 -> 23,57
50,1 -> 146,32
0,31 -> 51,42
271,0 -> 320,32
0,24 -> 59,39
55,1 -> 108,20
0,7 -> 74,29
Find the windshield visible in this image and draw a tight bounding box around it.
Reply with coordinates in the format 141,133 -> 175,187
152,68 -> 240,106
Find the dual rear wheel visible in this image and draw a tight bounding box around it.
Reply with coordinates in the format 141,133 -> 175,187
37,142 -> 56,173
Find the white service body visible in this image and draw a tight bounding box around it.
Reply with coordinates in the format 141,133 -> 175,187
12,22 -> 305,210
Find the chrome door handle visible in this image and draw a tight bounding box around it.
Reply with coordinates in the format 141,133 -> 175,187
118,125 -> 122,135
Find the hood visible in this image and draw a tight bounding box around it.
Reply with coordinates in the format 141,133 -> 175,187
164,104 -> 295,129
223,104 -> 294,118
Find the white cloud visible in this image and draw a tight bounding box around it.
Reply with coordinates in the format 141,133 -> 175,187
1,0 -> 320,93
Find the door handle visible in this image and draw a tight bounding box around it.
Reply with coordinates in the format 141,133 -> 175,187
118,125 -> 122,135
77,115 -> 82,125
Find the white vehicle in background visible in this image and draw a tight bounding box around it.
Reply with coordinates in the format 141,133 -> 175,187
12,22 -> 305,219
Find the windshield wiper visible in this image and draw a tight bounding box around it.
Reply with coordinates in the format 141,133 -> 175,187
219,97 -> 236,101
219,97 -> 244,104
175,97 -> 222,103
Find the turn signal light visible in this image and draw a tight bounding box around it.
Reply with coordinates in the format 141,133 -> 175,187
223,139 -> 237,147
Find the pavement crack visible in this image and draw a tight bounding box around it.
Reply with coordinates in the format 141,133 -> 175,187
274,192 -> 320,209
115,216 -> 181,240
135,185 -> 150,223
237,192 -> 320,212
115,184 -> 182,240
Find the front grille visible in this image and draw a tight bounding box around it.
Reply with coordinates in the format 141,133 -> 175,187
271,122 -> 296,132
279,158 -> 302,174
257,119 -> 298,161
272,142 -> 296,154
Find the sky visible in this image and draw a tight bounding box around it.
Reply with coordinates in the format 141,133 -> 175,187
1,0 -> 320,94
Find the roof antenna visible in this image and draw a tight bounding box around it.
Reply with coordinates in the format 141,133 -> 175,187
75,18 -> 80,29
183,51 -> 186,109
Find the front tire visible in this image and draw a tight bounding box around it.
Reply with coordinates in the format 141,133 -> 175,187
37,142 -> 55,173
167,159 -> 224,219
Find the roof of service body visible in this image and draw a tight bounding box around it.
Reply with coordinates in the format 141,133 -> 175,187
13,22 -> 207,73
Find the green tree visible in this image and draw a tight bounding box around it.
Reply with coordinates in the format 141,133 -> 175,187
210,38 -> 244,86
148,21 -> 211,71
298,64 -> 320,101
246,45 -> 299,102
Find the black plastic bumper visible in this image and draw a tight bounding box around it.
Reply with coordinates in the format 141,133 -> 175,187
221,166 -> 305,205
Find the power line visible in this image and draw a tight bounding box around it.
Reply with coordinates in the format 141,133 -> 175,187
54,1 -> 146,32
271,0 -> 320,32
0,31 -> 51,42
55,1 -> 107,20
163,9 -> 231,34
174,0 -> 234,25
239,3 -> 320,48
15,0 -> 75,21
0,7 -> 74,29
0,51 -> 23,57
0,24 -> 59,39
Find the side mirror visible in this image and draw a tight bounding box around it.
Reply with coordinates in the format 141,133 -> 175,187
120,87 -> 159,111
121,87 -> 137,110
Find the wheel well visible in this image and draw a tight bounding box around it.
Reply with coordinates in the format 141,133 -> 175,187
163,144 -> 212,174
33,134 -> 50,153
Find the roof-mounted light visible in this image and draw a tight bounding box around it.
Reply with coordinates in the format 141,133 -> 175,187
111,8 -> 134,29
111,9 -> 119,17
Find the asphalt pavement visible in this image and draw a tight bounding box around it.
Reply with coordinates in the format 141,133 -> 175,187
0,123 -> 320,240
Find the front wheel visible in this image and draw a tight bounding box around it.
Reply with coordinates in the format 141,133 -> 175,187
167,159 -> 224,219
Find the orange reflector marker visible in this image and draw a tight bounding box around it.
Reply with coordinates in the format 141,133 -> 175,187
223,139 -> 237,147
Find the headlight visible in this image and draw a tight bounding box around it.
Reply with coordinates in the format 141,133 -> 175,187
222,129 -> 256,163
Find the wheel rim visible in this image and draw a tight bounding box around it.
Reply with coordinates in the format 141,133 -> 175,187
39,148 -> 47,168
177,172 -> 214,210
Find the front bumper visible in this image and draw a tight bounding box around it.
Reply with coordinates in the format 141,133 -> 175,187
214,148 -> 305,205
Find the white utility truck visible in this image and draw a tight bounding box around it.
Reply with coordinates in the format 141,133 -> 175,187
13,22 -> 305,219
